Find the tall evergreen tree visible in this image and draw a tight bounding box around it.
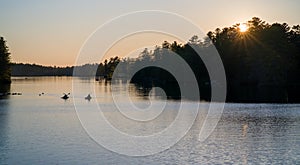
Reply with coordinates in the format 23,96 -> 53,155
0,37 -> 11,84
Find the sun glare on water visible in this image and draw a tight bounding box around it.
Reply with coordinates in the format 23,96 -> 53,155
239,24 -> 248,32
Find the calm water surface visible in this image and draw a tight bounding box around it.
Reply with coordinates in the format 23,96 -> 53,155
0,77 -> 299,164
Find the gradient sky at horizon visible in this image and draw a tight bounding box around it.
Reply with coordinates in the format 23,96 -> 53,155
0,0 -> 299,66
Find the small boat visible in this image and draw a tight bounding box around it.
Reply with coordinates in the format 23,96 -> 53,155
85,94 -> 92,101
61,93 -> 70,100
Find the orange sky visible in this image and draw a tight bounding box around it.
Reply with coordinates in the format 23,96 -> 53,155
0,0 -> 299,66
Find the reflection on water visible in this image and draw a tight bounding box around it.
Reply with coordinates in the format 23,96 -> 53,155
242,123 -> 248,137
0,99 -> 9,164
0,77 -> 299,164
0,83 -> 10,99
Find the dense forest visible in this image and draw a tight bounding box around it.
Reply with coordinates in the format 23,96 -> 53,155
9,17 -> 300,102
109,17 -> 300,103
207,17 -> 300,102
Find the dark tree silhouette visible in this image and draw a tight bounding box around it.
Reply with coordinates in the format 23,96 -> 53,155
121,17 -> 300,102
205,17 -> 300,102
0,37 -> 11,84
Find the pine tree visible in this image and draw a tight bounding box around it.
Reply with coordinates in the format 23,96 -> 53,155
0,37 -> 11,84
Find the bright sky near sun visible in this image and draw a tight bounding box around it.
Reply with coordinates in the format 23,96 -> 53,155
0,0 -> 299,66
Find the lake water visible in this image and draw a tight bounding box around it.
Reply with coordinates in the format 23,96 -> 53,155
0,77 -> 299,164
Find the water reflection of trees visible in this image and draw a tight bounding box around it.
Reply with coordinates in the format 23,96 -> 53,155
0,84 -> 10,99
131,67 -> 181,100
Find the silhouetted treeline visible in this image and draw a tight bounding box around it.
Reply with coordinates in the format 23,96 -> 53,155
11,63 -> 74,76
116,17 -> 300,103
113,41 -> 212,100
11,56 -> 121,77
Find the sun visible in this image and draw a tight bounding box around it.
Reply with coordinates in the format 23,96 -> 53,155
239,24 -> 248,32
